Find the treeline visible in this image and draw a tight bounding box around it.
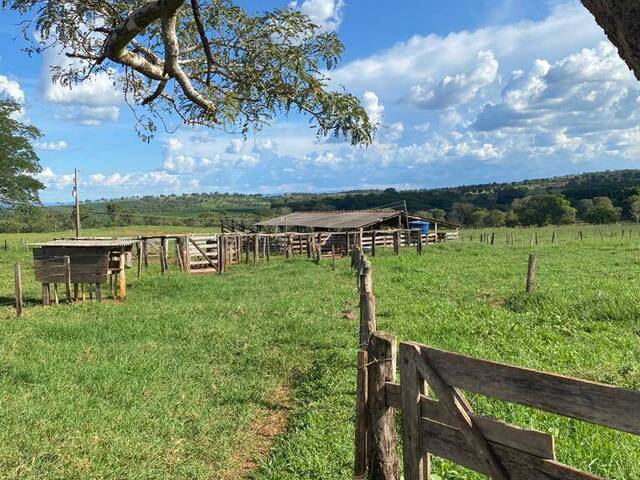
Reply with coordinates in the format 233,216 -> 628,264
3,169 -> 640,232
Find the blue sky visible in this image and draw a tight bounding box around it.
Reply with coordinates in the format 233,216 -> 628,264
1,0 -> 637,203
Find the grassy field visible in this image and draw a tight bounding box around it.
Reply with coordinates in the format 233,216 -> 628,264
1,225 -> 640,478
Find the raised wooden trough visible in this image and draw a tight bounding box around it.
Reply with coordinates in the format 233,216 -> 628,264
31,239 -> 137,303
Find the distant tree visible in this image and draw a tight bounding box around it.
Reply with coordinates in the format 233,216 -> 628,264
484,209 -> 506,227
584,197 -> 621,224
448,202 -> 475,225
416,209 -> 446,221
624,194 -> 640,219
5,0 -> 373,145
0,99 -> 44,207
105,202 -> 124,226
631,201 -> 640,223
511,194 -> 576,226
576,199 -> 594,220
468,209 -> 489,227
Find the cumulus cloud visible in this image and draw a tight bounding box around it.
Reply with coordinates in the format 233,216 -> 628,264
35,140 -> 68,151
289,0 -> 345,31
225,138 -> 245,154
41,47 -> 121,126
407,50 -> 498,109
362,91 -> 384,125
0,75 -> 25,103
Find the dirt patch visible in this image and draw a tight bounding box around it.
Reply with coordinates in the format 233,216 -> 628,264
219,385 -> 292,479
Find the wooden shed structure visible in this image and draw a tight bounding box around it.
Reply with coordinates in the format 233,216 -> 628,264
255,209 -> 460,237
31,239 -> 137,303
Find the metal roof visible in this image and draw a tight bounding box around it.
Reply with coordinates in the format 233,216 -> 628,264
256,210 -> 402,229
32,239 -> 137,248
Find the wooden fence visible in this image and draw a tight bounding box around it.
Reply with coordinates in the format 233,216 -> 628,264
352,251 -> 640,480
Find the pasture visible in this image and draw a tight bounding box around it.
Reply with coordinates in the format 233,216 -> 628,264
1,224 -> 639,478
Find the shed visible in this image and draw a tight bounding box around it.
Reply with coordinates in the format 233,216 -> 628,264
256,209 -> 460,234
31,239 -> 137,302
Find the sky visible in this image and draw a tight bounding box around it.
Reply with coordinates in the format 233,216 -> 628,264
1,0 -> 638,203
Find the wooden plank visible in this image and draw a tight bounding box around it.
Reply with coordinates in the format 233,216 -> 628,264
419,418 -> 603,480
354,350 -> 369,479
63,256 -> 72,303
367,332 -> 400,480
118,248 -> 126,299
400,343 -> 428,480
42,283 -> 50,306
419,345 -> 640,435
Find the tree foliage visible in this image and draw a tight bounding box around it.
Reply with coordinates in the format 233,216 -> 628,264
4,0 -> 374,144
512,194 -> 576,227
0,99 -> 44,207
583,196 -> 621,224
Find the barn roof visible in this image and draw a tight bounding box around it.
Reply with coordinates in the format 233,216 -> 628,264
256,210 -> 402,229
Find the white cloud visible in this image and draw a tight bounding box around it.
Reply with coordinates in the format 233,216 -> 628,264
36,167 -> 74,189
407,50 -> 498,109
0,75 -> 25,103
35,140 -> 68,151
289,0 -> 345,31
90,173 -> 130,186
41,47 -> 121,126
414,123 -> 431,132
362,91 -> 384,125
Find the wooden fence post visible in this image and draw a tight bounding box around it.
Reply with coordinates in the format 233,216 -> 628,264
371,231 -> 377,257
63,256 -> 72,303
42,283 -> 50,306
394,230 -> 400,255
15,262 -> 23,317
217,235 -> 225,273
416,230 -> 423,255
359,259 -> 376,348
354,350 -> 369,479
118,249 -> 126,299
142,240 -> 149,268
266,236 -> 270,262
160,238 -> 167,274
526,254 -> 537,293
254,235 -> 259,263
137,241 -> 142,278
367,332 -> 399,480
491,232 -> 495,245
552,230 -> 557,244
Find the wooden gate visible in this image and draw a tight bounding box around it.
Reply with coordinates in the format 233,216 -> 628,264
359,331 -> 640,479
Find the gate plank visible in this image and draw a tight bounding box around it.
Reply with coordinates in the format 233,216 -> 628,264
419,346 -> 640,435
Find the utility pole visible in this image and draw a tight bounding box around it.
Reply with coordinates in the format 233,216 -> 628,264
73,168 -> 80,238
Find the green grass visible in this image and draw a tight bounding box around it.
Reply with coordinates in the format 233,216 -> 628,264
1,226 -> 640,478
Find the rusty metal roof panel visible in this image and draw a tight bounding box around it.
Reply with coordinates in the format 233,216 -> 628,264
32,239 -> 137,248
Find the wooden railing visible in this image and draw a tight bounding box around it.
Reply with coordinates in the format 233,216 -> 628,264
352,251 -> 640,480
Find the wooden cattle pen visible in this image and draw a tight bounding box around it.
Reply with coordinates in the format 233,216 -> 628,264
351,251 -> 640,480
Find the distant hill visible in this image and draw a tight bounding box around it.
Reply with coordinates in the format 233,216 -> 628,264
8,169 -> 640,232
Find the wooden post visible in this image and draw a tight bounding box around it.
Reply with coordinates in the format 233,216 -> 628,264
4,239 -> 7,250
535,231 -> 539,245
42,283 -> 50,306
394,230 -> 400,255
137,241 -> 142,278
63,256 -> 72,303
53,284 -> 59,305
118,248 -> 126,299
254,235 -> 259,264
95,283 -> 102,302
306,234 -> 312,258
74,283 -> 79,301
526,254 -> 537,293
359,259 -> 377,348
367,332 -> 399,480
346,232 -> 351,255
354,350 -> 369,479
14,262 -> 23,317
371,231 -> 377,257
143,240 -> 149,268
160,238 -> 167,274
416,230 -> 423,255
266,236 -> 270,262
552,230 -> 557,244
491,232 -> 495,245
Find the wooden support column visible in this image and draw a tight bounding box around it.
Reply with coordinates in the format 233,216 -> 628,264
95,283 -> 102,302
266,236 -> 270,261
367,332 -> 399,480
136,241 -> 142,278
217,235 -> 225,273
160,238 -> 167,274
42,283 -> 50,306
394,230 -> 400,255
14,262 -> 23,317
371,231 -> 377,257
254,235 -> 259,263
118,248 -> 126,300
142,240 -> 149,268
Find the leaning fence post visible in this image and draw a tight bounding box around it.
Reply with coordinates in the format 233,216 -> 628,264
63,256 -> 73,303
367,332 -> 399,480
15,262 -> 23,317
526,254 -> 537,293
354,350 -> 369,479
332,244 -> 336,270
